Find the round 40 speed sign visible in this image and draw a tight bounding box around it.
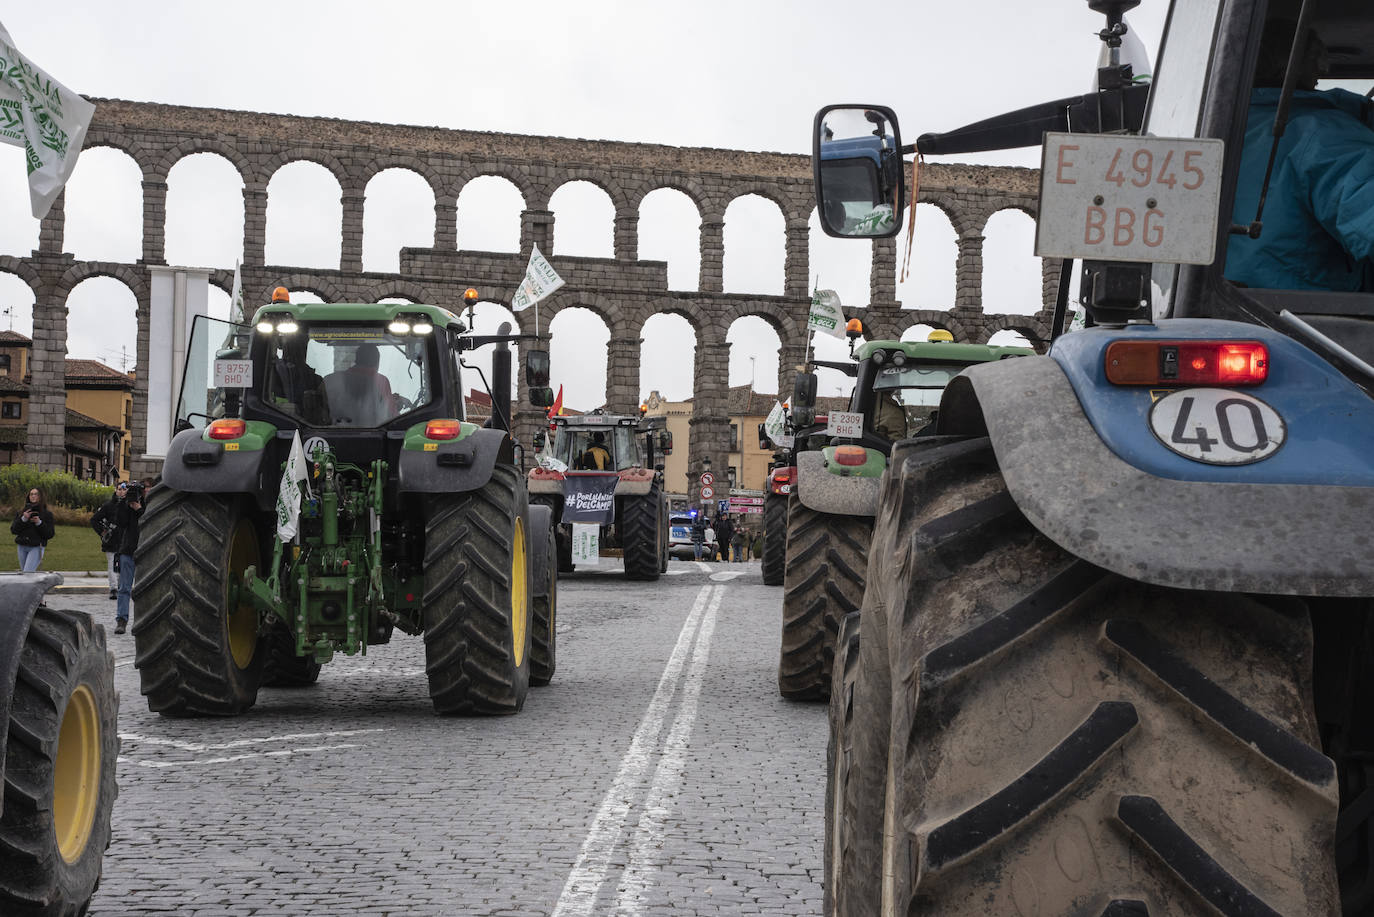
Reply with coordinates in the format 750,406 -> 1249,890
1148,388 -> 1286,465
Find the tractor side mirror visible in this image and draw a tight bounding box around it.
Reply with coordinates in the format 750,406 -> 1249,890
526,349 -> 551,387
529,386 -> 554,408
658,430 -> 673,455
533,431 -> 546,450
814,105 -> 904,239
757,422 -> 770,451
792,372 -> 818,428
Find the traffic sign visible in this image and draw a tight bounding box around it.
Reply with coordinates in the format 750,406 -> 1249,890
700,471 -> 714,486
700,484 -> 714,500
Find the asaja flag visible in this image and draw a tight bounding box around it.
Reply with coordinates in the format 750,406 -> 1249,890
807,289 -> 847,339
275,430 -> 312,542
511,244 -> 565,311
764,400 -> 787,446
0,22 -> 95,219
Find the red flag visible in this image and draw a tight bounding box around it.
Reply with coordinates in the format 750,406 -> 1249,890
547,384 -> 564,425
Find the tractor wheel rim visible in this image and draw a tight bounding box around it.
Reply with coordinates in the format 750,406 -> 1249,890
227,519 -> 258,669
512,517 -> 528,667
54,684 -> 100,863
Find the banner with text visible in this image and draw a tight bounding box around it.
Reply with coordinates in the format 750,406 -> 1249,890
807,289 -> 847,339
511,244 -> 565,311
560,473 -> 618,524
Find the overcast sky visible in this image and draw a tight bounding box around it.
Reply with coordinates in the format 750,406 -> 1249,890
0,0 -> 1168,408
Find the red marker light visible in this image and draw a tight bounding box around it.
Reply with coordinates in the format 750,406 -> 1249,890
1105,340 -> 1268,386
425,419 -> 463,440
207,419 -> 247,440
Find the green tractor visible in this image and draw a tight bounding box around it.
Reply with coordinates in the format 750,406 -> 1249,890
0,573 -> 118,916
777,331 -> 1032,700
133,290 -> 559,716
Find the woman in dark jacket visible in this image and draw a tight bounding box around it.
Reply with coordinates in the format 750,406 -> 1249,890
12,486 -> 56,572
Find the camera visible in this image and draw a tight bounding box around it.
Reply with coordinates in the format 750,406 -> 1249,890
124,481 -> 145,502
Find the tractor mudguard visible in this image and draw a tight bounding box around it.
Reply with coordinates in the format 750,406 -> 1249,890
161,427 -> 273,504
795,450 -> 880,516
397,426 -> 512,494
527,504 -> 553,598
940,356 -> 1374,596
0,572 -> 61,816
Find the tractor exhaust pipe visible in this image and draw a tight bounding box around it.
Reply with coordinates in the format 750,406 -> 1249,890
491,321 -> 512,433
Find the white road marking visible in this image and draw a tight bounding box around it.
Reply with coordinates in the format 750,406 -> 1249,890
709,571 -> 745,582
119,743 -> 363,769
614,585 -> 721,915
118,728 -> 387,753
551,584 -> 719,917
694,562 -> 712,574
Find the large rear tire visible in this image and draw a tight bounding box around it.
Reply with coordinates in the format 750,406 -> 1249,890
422,465 -> 532,715
0,606 -> 118,917
132,488 -> 266,716
260,627 -> 322,688
530,494 -> 573,573
777,492 -> 871,701
839,437 -> 1340,916
622,486 -> 663,581
824,610 -> 862,917
761,492 -> 787,586
530,519 -> 558,687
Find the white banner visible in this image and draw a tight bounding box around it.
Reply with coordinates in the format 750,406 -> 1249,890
511,244 -> 565,311
0,22 -> 95,219
275,430 -> 311,542
571,523 -> 599,566
807,289 -> 847,339
763,400 -> 787,446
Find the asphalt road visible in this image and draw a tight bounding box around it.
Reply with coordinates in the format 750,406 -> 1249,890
58,558 -> 825,916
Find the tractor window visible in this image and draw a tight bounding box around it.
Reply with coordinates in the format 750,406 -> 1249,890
870,362 -> 972,438
554,424 -> 641,471
263,325 -> 435,428
174,315 -> 252,431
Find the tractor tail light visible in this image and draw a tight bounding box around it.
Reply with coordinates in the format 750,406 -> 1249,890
425,419 -> 463,440
834,445 -> 867,466
773,470 -> 791,484
207,419 -> 247,440
1105,341 -> 1269,386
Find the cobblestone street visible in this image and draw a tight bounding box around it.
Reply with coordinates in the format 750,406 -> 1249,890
56,560 -> 824,916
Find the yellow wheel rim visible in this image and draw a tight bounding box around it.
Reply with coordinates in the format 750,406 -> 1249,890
227,519 -> 259,669
54,684 -> 100,864
511,517 -> 528,668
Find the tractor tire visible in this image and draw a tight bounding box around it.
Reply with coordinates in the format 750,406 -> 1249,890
0,606 -> 118,917
530,519 -> 558,687
622,486 -> 663,581
260,629 -> 321,688
530,494 -> 573,573
761,492 -> 787,586
658,497 -> 670,574
132,488 -> 266,716
824,610 -> 862,917
839,437 -> 1340,916
422,464 -> 532,715
777,492 -> 871,701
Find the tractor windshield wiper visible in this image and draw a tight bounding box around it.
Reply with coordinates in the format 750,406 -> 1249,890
1272,310 -> 1374,394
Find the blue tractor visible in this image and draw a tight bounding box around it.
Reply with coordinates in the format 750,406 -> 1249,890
817,1 -> 1374,914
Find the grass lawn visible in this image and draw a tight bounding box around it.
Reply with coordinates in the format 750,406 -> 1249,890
0,523 -> 107,572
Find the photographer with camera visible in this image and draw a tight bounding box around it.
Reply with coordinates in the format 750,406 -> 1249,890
11,485 -> 55,572
110,479 -> 147,634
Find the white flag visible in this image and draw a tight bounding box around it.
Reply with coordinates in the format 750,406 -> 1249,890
807,289 -> 847,340
764,400 -> 787,446
510,244 -> 565,312
229,260 -> 246,324
275,431 -> 311,543
0,22 -> 95,219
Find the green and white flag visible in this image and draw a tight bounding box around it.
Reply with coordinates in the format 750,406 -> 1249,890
229,260 -> 246,324
807,289 -> 847,339
764,400 -> 787,446
511,244 -> 565,312
275,430 -> 312,543
0,22 -> 95,219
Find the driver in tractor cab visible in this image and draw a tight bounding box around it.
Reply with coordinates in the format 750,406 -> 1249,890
324,343 -> 395,426
873,390 -> 908,440
272,335 -> 328,425
1227,17 -> 1374,292
581,431 -> 612,470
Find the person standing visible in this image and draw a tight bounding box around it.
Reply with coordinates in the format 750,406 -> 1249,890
90,482 -> 126,599
731,525 -> 745,563
704,520 -> 717,562
111,482 -> 146,634
691,514 -> 706,561
714,514 -> 734,563
11,486 -> 55,572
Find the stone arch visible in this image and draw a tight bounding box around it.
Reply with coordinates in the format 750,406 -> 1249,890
631,176 -> 710,214
259,148 -> 350,187
56,262 -> 149,302
548,179 -> 615,258
551,169 -> 629,211
721,194 -> 786,296
722,181 -> 791,216
368,280 -> 434,304
454,166 -> 534,208
361,166 -> 437,273
980,208 -> 1043,315
358,155 -> 445,196
0,257 -> 41,290
271,274 -> 347,304
542,290 -> 627,333
82,132 -> 158,175
156,138 -> 254,186
164,149 -> 247,268
631,298 -> 707,341
716,299 -> 800,343
979,314 -> 1051,351
639,311 -> 698,403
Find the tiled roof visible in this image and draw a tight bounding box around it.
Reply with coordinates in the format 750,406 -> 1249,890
65,360 -> 133,386
65,409 -> 118,431
0,330 -> 32,345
